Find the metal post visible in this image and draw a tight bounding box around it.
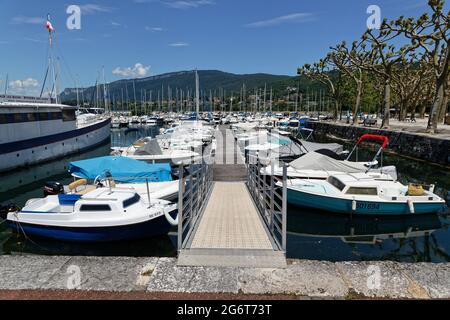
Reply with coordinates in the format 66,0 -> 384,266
177,164 -> 184,252
282,163 -> 287,252
189,167 -> 194,231
270,162 -> 275,233
146,178 -> 151,208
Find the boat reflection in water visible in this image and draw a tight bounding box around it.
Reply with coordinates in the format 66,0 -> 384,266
1,232 -> 177,257
287,206 -> 449,262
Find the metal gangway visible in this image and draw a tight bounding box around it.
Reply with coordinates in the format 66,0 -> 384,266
176,149 -> 287,268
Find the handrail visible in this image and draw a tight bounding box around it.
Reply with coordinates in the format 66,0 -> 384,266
246,154 -> 287,252
177,160 -> 213,251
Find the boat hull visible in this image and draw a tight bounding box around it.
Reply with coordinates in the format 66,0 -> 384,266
287,189 -> 445,215
0,118 -> 111,173
7,210 -> 177,242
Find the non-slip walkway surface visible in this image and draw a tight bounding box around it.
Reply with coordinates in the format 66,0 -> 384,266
178,126 -> 286,268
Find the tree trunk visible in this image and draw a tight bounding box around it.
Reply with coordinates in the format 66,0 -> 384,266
380,80 -> 390,128
333,100 -> 339,121
438,88 -> 448,123
419,103 -> 427,119
399,99 -> 408,121
427,78 -> 445,133
352,80 -> 362,125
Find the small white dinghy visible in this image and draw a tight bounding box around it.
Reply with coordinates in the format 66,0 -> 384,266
3,187 -> 178,242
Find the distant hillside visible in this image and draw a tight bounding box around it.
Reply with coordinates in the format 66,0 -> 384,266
61,70 -> 298,103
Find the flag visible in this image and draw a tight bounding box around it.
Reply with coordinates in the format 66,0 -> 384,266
45,15 -> 54,46
46,20 -> 54,32
46,14 -> 54,32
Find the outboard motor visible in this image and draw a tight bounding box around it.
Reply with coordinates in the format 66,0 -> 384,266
0,203 -> 19,220
43,181 -> 64,196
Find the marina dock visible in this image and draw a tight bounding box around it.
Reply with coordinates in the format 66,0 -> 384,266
177,126 -> 287,268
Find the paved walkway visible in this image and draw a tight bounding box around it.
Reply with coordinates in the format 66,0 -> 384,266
190,182 -> 272,250
1,255 -> 449,299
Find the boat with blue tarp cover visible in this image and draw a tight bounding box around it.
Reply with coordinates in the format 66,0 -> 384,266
68,156 -> 172,183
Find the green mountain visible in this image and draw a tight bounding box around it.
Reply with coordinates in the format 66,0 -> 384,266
61,70 -> 310,103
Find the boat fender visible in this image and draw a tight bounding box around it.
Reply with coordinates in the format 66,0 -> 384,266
407,199 -> 415,214
162,207 -> 178,226
351,198 -> 357,211
68,179 -> 88,192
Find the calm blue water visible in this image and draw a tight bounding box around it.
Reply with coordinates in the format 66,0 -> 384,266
0,126 -> 449,262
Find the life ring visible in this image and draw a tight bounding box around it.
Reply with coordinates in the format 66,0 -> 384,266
162,207 -> 178,226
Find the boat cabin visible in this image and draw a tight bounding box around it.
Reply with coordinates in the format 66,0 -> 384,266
326,173 -> 407,197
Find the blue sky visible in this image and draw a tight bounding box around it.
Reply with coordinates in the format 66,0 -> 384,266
0,0 -> 441,94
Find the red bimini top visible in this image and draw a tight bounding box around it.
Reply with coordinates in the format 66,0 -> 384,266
355,134 -> 389,149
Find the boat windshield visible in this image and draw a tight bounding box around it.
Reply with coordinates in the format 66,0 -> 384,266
328,176 -> 346,191
123,193 -> 141,208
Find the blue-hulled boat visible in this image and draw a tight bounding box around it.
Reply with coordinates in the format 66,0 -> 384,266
3,188 -> 178,242
285,173 -> 446,215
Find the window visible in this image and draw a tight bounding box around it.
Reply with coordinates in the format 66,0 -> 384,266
13,113 -> 24,123
26,113 -> 36,122
123,194 -> 141,208
346,187 -> 378,195
52,112 -> 62,120
39,112 -> 49,121
0,114 -> 7,124
62,109 -> 76,121
328,176 -> 346,191
79,204 -> 111,211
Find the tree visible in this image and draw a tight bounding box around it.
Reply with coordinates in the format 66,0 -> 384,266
360,24 -> 415,128
385,0 -> 450,133
298,56 -> 342,120
329,41 -> 365,125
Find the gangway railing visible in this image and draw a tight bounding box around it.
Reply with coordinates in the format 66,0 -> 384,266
246,155 -> 287,252
177,161 -> 214,251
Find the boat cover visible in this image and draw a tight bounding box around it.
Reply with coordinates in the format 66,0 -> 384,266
257,138 -> 342,158
300,141 -> 344,154
134,139 -> 163,155
289,151 -> 366,172
69,156 -> 172,183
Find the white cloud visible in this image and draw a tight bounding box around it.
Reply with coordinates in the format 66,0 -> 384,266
80,4 -> 114,14
163,0 -> 214,9
111,21 -> 122,27
11,16 -> 45,25
145,26 -> 164,32
245,13 -> 315,28
112,63 -> 150,78
169,42 -> 189,47
9,78 -> 39,90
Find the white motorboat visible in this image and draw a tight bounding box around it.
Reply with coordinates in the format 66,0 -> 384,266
111,138 -> 200,165
261,134 -> 397,180
284,172 -> 446,215
2,187 -> 178,242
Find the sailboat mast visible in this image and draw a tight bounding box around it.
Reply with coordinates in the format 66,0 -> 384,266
102,67 -> 107,113
195,69 -> 200,118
